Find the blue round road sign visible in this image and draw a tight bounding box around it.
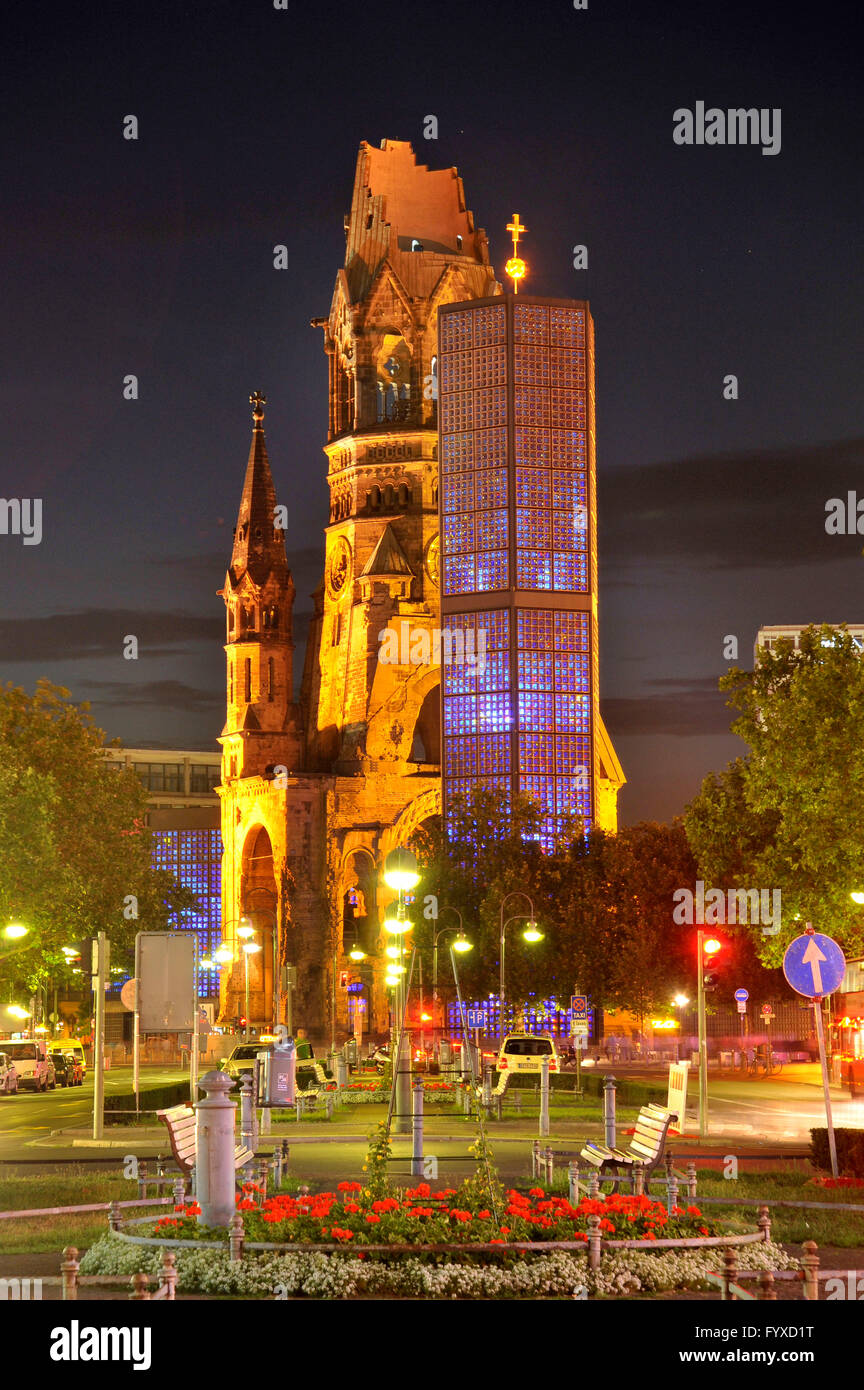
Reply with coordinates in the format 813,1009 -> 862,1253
783,932 -> 846,999
734,988 -> 749,1002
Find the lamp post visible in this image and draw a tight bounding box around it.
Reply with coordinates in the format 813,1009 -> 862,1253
499,892 -> 540,1037
432,909 -> 473,1053
382,847 -> 420,1136
697,932 -> 722,1138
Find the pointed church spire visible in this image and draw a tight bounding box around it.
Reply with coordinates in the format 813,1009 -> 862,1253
229,392 -> 289,588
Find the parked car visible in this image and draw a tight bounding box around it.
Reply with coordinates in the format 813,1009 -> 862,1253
220,1042 -> 273,1086
1,1040 -> 56,1091
48,1039 -> 88,1075
0,1051 -> 19,1095
495,1032 -> 560,1075
52,1052 -> 84,1087
367,1043 -> 390,1074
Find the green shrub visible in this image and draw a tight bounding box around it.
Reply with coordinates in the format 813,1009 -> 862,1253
810,1128 -> 864,1177
104,1081 -> 193,1122
580,1073 -> 668,1107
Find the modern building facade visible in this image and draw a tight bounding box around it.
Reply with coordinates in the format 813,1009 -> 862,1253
438,294 -> 623,845
755,623 -> 864,659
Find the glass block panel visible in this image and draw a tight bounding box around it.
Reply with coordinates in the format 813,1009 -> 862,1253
440,392 -> 474,433
475,429 -> 508,469
474,388 -> 507,428
550,391 -> 586,429
476,470 -> 508,509
553,552 -> 588,591
515,428 -> 550,466
478,692 -> 513,731
514,387 -> 549,427
515,468 -> 550,507
442,474 -> 474,514
474,346 -> 507,386
476,650 -> 509,691
440,351 -> 473,393
552,472 -> 588,508
514,347 -> 550,385
440,310 -> 474,352
514,304 -> 549,342
443,513 -> 475,552
518,689 -> 555,731
518,650 -> 554,689
554,611 -> 589,650
443,554 -> 475,593
476,550 -> 508,591
550,432 -> 588,469
441,432 -> 474,473
549,349 -> 586,386
516,550 -> 552,589
549,306 -> 584,345
477,733 -> 511,774
476,509 -> 508,551
520,735 -> 554,774
443,695 -> 477,735
517,609 -> 554,650
516,508 -> 550,547
473,304 -> 507,346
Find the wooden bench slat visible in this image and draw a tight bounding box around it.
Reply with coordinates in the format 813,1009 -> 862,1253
629,1140 -> 659,1160
633,1130 -> 664,1152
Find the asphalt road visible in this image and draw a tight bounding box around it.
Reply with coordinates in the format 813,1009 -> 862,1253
0,1067 -> 189,1160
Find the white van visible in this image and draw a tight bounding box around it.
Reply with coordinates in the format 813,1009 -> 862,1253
48,1039 -> 87,1075
496,1033 -> 560,1075
2,1040 -> 56,1091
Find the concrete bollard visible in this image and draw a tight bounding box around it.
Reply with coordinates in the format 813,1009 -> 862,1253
722,1246 -> 738,1299
687,1161 -> 698,1202
757,1204 -> 772,1244
137,1161 -> 148,1201
336,1049 -> 348,1090
108,1200 -> 121,1232
239,1076 -> 255,1151
229,1209 -> 245,1263
544,1147 -> 554,1184
257,1156 -> 270,1197
412,1078 -> 424,1177
586,1214 -> 602,1270
532,1139 -> 541,1178
666,1171 -> 679,1216
587,1170 -> 600,1199
632,1166 -> 645,1197
801,1240 -> 819,1300
568,1160 -> 579,1205
173,1175 -> 185,1208
130,1272 -> 150,1300
195,1069 -> 238,1229
539,1057 -> 550,1138
325,1094 -> 334,1120
159,1251 -> 178,1300
61,1246 -> 79,1302
603,1075 -> 617,1148
758,1270 -> 777,1301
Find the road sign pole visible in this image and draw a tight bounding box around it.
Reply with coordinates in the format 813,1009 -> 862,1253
812,996 -> 839,1178
133,933 -> 141,1114
92,932 -> 107,1142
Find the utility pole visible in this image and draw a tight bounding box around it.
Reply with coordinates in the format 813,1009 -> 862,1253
92,932 -> 108,1141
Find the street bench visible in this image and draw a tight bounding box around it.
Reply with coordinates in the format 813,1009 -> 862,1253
580,1103 -> 676,1189
156,1103 -> 254,1177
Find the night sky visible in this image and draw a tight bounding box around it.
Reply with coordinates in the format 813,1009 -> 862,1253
2,1 -> 862,824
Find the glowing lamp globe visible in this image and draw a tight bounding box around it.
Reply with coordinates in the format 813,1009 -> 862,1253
851,891 -> 864,905
3,923 -> 28,940
242,941 -> 261,955
383,915 -> 412,935
349,947 -> 366,961
383,847 -> 420,892
523,922 -> 543,944
453,935 -> 473,954
214,945 -> 234,965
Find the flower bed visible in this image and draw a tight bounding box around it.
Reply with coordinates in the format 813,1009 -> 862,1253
79,1233 -> 798,1299
342,1082 -> 458,1105
149,1183 -> 724,1247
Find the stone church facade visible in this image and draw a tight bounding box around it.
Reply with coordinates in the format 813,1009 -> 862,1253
217,140 -> 623,1038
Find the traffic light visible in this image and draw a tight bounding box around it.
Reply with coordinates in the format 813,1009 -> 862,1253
702,936 -> 723,992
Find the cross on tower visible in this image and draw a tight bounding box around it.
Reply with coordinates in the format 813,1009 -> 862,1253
250,390 -> 266,423
506,213 -> 527,254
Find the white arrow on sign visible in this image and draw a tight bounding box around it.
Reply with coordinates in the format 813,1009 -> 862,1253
801,937 -> 828,995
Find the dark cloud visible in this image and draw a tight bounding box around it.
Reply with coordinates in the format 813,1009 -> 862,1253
600,438 -> 864,571
0,610 -> 223,662
82,679 -> 222,714
602,678 -> 732,738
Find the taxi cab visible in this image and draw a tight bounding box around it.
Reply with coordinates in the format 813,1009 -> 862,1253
495,1032 -> 559,1074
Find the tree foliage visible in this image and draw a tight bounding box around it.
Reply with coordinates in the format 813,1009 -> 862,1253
685,626 -> 864,965
0,681 -> 197,1000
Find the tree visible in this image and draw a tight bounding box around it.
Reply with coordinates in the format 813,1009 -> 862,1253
685,626 -> 864,965
0,680 -> 197,1002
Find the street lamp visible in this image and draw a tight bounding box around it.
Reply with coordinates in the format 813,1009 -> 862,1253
241,940 -> 261,1041
697,931 -> 723,1137
3,923 -> 28,940
381,847 -> 420,1136
499,891 -> 540,1034
6,1005 -> 30,1020
851,891 -> 864,905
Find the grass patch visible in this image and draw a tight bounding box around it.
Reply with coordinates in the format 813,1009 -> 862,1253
0,1169 -> 144,1255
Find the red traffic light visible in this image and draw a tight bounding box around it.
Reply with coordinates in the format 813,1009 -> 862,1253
703,937 -> 723,956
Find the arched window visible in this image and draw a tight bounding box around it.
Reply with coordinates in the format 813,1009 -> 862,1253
267,657 -> 274,701
397,483 -> 409,507
244,658 -> 251,703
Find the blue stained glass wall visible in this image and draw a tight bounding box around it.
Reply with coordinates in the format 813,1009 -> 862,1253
439,296 -> 597,847
151,828 -> 222,998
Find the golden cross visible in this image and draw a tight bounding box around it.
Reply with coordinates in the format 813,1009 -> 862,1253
250,390 -> 266,422
506,213 -> 527,255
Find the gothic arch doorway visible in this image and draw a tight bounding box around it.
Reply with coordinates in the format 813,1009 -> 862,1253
410,683 -> 440,763
240,824 -> 277,1027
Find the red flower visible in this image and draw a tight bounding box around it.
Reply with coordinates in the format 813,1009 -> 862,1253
365,1213 -> 381,1223
529,1188 -> 545,1198
338,1181 -> 362,1192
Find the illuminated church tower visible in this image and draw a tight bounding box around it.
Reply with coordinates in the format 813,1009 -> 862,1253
219,142 -> 499,1034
